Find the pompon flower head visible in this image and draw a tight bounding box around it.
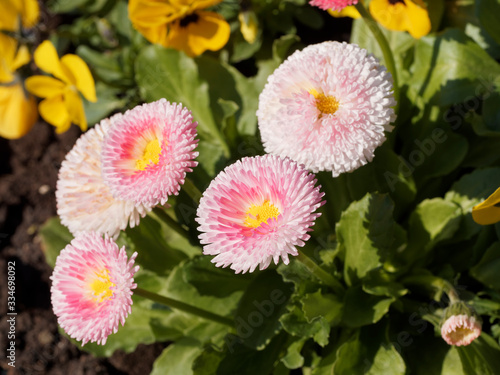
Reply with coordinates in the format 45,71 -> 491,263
102,99 -> 199,207
309,0 -> 358,11
257,42 -> 396,178
50,232 -> 139,345
196,155 -> 325,274
56,117 -> 150,238
441,302 -> 482,347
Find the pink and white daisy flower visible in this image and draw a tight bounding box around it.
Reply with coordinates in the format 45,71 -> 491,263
56,117 -> 150,238
196,155 -> 325,274
441,314 -> 482,346
309,0 -> 358,11
257,41 -> 396,177
50,232 -> 139,345
101,99 -> 199,207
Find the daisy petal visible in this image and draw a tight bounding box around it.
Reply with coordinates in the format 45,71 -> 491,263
51,232 -> 138,346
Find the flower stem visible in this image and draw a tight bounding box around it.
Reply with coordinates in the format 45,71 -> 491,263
152,207 -> 190,240
402,274 -> 460,304
134,287 -> 234,327
183,177 -> 203,203
295,252 -> 345,295
355,1 -> 400,109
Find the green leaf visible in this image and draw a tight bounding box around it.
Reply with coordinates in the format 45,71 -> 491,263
39,217 -> 73,268
337,193 -> 399,286
445,167 -> 500,241
217,332 -> 288,375
405,198 -> 462,260
470,242 -> 500,288
253,34 -> 300,93
457,334 -> 500,375
79,267 -> 232,357
83,82 -> 127,127
151,338 -> 204,375
77,46 -> 134,87
279,305 -> 330,347
192,346 -> 225,375
135,46 -> 229,158
281,337 -> 307,369
408,29 -> 500,106
124,214 -> 189,276
182,256 -> 254,298
333,323 -> 405,375
476,0 -> 500,45
351,17 -> 415,73
234,270 -> 292,349
483,91 -> 500,132
302,290 -> 343,326
442,347 -> 466,375
362,271 -> 408,299
342,286 -> 395,328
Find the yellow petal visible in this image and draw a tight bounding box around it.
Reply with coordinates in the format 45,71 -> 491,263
20,0 -> 40,28
404,0 -> 431,39
128,0 -> 179,44
167,11 -> 230,57
60,54 -> 97,102
0,1 -> 20,32
34,41 -> 74,84
25,75 -> 66,98
369,0 -> 430,39
238,11 -> 259,44
328,6 -> 361,19
12,44 -> 31,71
64,89 -> 88,132
0,35 -> 17,83
370,0 -> 407,32
472,188 -> 500,225
190,0 -> 223,10
0,82 -> 38,139
39,95 -> 72,133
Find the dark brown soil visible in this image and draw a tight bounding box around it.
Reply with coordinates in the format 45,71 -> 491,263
0,122 -> 166,374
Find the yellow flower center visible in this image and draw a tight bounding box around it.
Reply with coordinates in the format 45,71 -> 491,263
244,200 -> 280,228
136,139 -> 162,171
310,89 -> 340,115
89,269 -> 115,303
448,327 -> 474,342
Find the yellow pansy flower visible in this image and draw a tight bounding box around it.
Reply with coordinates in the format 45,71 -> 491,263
0,34 -> 38,139
327,6 -> 361,19
129,0 -> 230,57
0,0 -> 40,32
25,41 -> 97,133
472,188 -> 500,225
369,0 -> 431,39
